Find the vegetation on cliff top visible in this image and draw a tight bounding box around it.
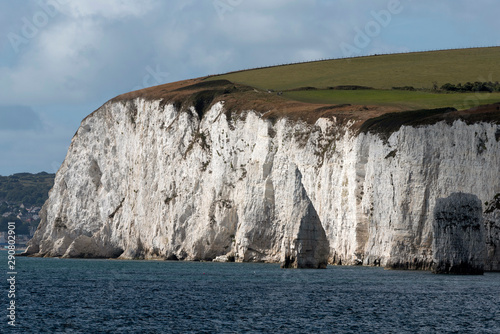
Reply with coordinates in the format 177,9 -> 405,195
113,47 -> 500,129
283,89 -> 500,111
0,172 -> 54,207
0,172 -> 54,233
208,47 -> 500,111
210,47 -> 500,91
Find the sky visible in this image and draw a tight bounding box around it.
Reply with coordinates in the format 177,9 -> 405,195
0,0 -> 499,176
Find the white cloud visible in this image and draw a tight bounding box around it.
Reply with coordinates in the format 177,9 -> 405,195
0,20 -> 98,104
2,0 -> 499,107
293,48 -> 326,62
61,0 -> 159,19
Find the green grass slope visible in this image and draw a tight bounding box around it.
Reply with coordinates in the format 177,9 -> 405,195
208,47 -> 500,110
283,89 -> 500,110
211,47 -> 500,91
120,47 -> 500,131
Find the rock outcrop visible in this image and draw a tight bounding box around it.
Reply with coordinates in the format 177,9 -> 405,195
24,81 -> 500,270
484,193 -> 500,271
432,193 -> 486,274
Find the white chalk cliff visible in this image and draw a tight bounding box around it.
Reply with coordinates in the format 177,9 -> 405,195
25,83 -> 500,271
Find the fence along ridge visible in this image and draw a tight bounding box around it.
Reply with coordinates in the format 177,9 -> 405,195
205,45 -> 500,79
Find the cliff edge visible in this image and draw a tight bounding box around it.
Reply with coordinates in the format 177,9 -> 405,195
25,78 -> 500,272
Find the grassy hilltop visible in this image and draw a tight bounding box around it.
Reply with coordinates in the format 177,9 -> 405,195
209,47 -> 500,110
117,47 -> 500,129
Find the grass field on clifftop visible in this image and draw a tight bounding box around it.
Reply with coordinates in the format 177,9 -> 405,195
208,47 -> 500,110
284,89 -> 500,110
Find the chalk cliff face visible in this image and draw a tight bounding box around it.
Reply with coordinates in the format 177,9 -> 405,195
25,93 -> 500,271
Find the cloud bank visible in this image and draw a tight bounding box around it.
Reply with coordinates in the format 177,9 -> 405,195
0,0 -> 499,174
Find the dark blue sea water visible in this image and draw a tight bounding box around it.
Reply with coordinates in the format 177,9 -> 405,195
2,251 -> 499,333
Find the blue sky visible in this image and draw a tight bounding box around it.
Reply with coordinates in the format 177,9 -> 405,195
0,0 -> 499,175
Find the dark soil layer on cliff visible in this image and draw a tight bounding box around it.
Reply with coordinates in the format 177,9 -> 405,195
110,47 -> 500,130
111,76 -> 400,126
360,103 -> 500,138
112,76 -> 500,133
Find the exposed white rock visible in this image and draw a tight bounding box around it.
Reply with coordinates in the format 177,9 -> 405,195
213,254 -> 233,263
25,98 -> 500,270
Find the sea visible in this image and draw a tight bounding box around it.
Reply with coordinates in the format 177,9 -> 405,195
2,251 -> 499,333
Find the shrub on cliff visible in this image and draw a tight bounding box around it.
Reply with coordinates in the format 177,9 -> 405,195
440,81 -> 500,93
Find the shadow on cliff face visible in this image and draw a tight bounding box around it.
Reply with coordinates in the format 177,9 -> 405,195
280,203 -> 329,269
173,79 -> 235,119
432,192 -> 486,275
359,107 -> 456,141
281,167 -> 329,269
484,193 -> 500,272
359,103 -> 500,142
113,78 -> 251,120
